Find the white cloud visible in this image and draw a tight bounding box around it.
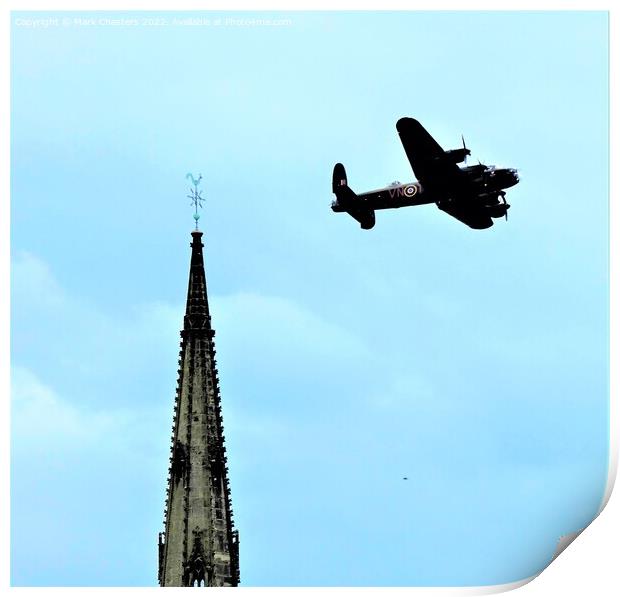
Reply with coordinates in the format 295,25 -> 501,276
211,291 -> 369,364
11,365 -> 134,448
11,251 -> 184,408
12,253 -> 369,391
10,251 -> 66,311
366,372 -> 437,410
11,252 -> 374,460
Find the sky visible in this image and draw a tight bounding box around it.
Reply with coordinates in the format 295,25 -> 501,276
10,10 -> 609,587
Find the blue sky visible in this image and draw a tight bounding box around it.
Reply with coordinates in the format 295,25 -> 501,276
10,10 -> 608,587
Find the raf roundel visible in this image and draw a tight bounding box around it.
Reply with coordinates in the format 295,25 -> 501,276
404,184 -> 417,197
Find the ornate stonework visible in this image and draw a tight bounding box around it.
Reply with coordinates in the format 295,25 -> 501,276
158,231 -> 240,587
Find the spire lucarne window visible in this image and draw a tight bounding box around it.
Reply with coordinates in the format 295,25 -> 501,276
158,230 -> 240,587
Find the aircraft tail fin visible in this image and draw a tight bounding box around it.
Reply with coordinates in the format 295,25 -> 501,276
331,163 -> 376,230
332,162 -> 349,194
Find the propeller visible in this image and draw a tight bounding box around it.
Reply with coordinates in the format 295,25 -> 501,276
461,134 -> 471,164
499,191 -> 508,221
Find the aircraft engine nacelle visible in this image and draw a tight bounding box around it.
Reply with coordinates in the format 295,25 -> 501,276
445,148 -> 470,164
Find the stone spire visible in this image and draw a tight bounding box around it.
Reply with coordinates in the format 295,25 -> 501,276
158,231 -> 240,587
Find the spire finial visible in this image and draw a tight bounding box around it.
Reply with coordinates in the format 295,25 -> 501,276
186,173 -> 204,231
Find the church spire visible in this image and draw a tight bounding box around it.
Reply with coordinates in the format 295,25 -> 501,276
184,231 -> 211,331
158,220 -> 240,586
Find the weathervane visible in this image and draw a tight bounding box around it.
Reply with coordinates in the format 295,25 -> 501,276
186,173 -> 204,230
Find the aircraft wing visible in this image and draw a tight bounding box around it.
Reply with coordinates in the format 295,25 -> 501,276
396,118 -> 466,193
437,201 -> 494,230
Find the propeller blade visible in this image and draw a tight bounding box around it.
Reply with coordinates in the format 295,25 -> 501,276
499,192 -> 508,221
461,134 -> 471,164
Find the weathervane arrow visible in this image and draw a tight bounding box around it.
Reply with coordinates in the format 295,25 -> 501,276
186,173 -> 204,230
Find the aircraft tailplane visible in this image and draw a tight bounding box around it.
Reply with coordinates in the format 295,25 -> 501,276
331,163 -> 376,230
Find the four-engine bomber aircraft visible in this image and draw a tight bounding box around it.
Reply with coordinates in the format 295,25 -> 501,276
331,117 -> 519,230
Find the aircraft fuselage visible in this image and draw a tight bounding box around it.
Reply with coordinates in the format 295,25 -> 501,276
331,166 -> 519,213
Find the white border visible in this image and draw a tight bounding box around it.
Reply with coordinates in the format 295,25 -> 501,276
3,1 -> 616,595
